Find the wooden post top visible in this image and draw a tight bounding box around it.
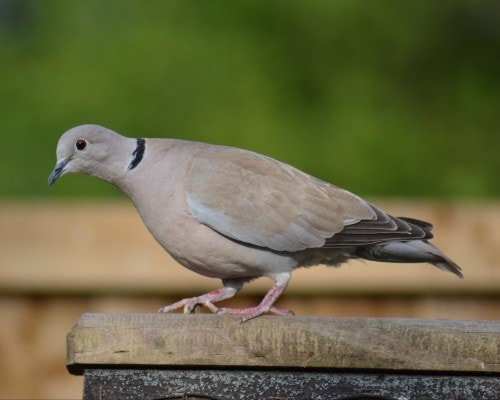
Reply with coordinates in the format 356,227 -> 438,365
66,313 -> 500,375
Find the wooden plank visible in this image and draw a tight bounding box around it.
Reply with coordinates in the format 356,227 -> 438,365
2,200 -> 500,295
67,313 -> 500,375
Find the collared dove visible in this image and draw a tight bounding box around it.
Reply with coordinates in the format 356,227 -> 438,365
48,125 -> 462,321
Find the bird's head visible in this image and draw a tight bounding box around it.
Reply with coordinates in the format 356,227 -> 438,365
48,124 -> 134,186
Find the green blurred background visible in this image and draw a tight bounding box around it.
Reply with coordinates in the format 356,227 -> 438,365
1,0 -> 499,199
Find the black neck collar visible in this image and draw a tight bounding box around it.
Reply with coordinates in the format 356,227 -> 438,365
128,138 -> 145,170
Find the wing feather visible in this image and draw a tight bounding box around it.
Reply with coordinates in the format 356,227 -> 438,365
186,146 -> 375,252
324,207 -> 432,248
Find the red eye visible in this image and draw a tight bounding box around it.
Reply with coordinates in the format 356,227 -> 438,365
76,139 -> 87,151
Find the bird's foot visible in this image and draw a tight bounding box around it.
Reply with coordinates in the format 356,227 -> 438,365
158,296 -> 219,314
217,279 -> 292,322
217,305 -> 295,323
157,286 -> 240,315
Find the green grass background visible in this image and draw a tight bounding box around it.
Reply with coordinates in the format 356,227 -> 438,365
1,0 -> 498,198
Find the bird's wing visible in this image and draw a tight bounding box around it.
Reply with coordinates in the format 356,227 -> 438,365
185,147 -> 376,252
322,209 -> 432,247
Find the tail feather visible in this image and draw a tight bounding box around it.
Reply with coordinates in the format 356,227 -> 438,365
356,240 -> 463,279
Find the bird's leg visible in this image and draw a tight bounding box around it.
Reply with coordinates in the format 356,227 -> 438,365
158,278 -> 244,314
217,272 -> 294,322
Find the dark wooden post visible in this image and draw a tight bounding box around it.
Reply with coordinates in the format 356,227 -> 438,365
67,313 -> 500,399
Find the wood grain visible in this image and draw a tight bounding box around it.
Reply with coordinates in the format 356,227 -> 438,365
67,313 -> 500,375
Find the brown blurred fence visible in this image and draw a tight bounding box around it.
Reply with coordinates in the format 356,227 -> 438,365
1,200 -> 499,398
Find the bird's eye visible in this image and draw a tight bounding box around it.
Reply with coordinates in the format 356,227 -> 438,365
75,139 -> 87,151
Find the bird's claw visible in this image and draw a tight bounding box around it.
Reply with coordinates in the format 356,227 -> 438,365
183,302 -> 201,314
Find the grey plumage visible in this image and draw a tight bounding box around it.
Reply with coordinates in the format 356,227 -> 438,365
48,124 -> 462,321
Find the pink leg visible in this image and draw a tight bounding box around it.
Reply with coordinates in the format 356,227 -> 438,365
158,283 -> 241,314
218,273 -> 294,322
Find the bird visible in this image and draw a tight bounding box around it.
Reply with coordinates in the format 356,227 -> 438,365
48,124 -> 462,322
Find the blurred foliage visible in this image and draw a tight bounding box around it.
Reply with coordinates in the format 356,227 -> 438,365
0,0 -> 499,198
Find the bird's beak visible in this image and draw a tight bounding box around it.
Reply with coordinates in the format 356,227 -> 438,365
48,159 -> 69,186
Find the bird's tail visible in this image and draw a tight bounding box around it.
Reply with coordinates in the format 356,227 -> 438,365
356,240 -> 463,279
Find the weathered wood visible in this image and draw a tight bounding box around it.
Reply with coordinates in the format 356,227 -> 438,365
67,313 -> 500,375
82,369 -> 500,400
